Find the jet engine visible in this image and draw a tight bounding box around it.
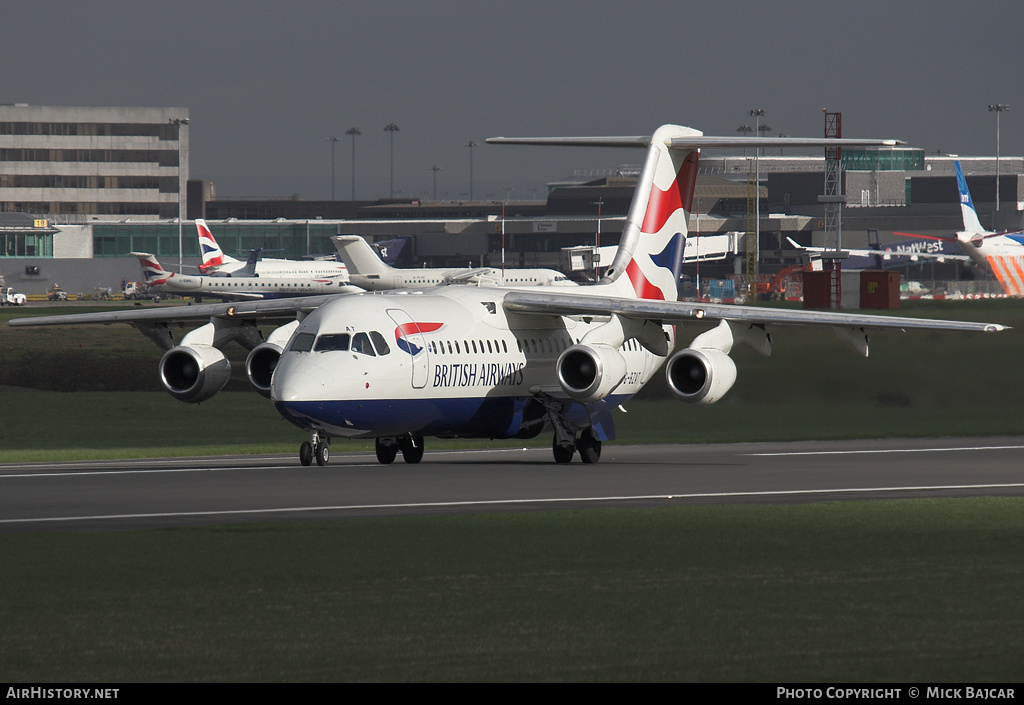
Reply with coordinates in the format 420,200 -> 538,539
664,347 -> 737,405
556,343 -> 627,402
245,342 -> 284,398
159,345 -> 232,404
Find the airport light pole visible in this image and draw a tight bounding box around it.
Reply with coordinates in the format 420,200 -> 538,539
384,123 -> 400,198
749,109 -> 765,288
169,117 -> 189,273
326,136 -> 341,200
430,165 -> 442,200
346,127 -> 361,200
466,141 -> 478,200
988,104 -> 1009,212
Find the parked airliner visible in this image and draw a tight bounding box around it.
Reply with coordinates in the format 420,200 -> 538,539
952,161 -> 1024,296
8,125 -> 1007,466
332,234 -> 577,289
197,220 -> 350,279
785,237 -> 967,268
133,252 -> 361,301
894,162 -> 1024,295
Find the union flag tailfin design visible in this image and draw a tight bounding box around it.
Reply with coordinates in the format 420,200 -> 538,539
130,252 -> 172,285
605,125 -> 701,302
488,124 -> 900,301
197,220 -> 238,273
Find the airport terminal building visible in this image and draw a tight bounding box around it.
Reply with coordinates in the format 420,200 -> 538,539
1,104 -> 1022,297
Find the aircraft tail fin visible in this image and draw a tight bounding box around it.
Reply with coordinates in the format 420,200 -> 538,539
487,126 -> 902,301
332,235 -> 396,275
197,220 -> 240,272
603,125 -> 699,301
240,249 -> 262,277
130,252 -> 171,283
955,161 -> 987,235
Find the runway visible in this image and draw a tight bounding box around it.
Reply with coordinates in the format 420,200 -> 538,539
2,437 -> 1023,531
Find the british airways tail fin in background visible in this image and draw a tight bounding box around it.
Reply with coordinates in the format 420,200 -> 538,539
197,219 -> 240,273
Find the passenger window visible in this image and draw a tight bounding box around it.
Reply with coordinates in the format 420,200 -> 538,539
370,331 -> 390,356
351,332 -> 375,356
314,333 -> 350,352
289,332 -> 315,352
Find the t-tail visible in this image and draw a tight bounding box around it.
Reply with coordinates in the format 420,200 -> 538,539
333,235 -> 398,276
197,220 -> 239,273
955,161 -> 986,235
488,125 -> 902,301
602,124 -> 699,301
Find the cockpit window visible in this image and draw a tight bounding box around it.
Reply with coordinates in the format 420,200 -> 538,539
370,331 -> 390,356
314,333 -> 351,352
289,332 -> 315,352
351,332 -> 375,356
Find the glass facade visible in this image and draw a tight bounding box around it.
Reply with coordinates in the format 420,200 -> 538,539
91,221 -> 343,259
843,148 -> 925,172
1,230 -> 53,257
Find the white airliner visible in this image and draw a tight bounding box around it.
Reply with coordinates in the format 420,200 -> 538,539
8,124 -> 1007,466
892,161 -> 1024,295
332,234 -> 577,289
785,237 -> 968,266
133,252 -> 361,301
950,161 -> 1024,295
197,220 -> 350,279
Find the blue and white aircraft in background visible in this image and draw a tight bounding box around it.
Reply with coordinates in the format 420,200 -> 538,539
892,161 -> 1024,295
8,125 -> 1007,466
950,161 -> 1024,296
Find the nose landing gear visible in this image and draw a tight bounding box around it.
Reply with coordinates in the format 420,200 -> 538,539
299,431 -> 331,466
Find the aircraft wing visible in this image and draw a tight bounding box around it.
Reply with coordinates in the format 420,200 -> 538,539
786,238 -> 970,263
444,268 -> 494,283
6,295 -> 342,329
502,290 -> 1007,333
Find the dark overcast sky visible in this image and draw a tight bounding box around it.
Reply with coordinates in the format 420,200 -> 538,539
4,0 -> 1022,201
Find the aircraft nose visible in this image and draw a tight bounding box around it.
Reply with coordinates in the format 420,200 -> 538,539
271,355 -> 336,402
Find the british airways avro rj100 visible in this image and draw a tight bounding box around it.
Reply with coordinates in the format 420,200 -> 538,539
8,124 -> 1008,465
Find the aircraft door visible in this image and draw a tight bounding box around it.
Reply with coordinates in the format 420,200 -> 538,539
386,308 -> 430,389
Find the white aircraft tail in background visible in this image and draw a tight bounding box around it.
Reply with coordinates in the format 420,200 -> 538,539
332,234 -> 576,289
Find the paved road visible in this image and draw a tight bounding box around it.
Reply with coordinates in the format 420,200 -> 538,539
2,437 -> 1023,531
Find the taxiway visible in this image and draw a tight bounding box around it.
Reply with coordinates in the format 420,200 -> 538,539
2,437 -> 1023,531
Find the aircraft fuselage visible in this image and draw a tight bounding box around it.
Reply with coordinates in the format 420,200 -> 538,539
271,286 -> 671,439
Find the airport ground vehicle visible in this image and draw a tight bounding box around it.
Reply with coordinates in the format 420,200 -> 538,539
46,284 -> 68,301
1,287 -> 27,306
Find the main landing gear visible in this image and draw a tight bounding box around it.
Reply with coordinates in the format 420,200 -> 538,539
375,436 -> 425,465
552,427 -> 602,464
539,393 -> 602,465
299,431 -> 330,467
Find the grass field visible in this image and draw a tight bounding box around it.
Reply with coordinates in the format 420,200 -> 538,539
2,498 -> 1022,682
1,300 -> 1022,681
